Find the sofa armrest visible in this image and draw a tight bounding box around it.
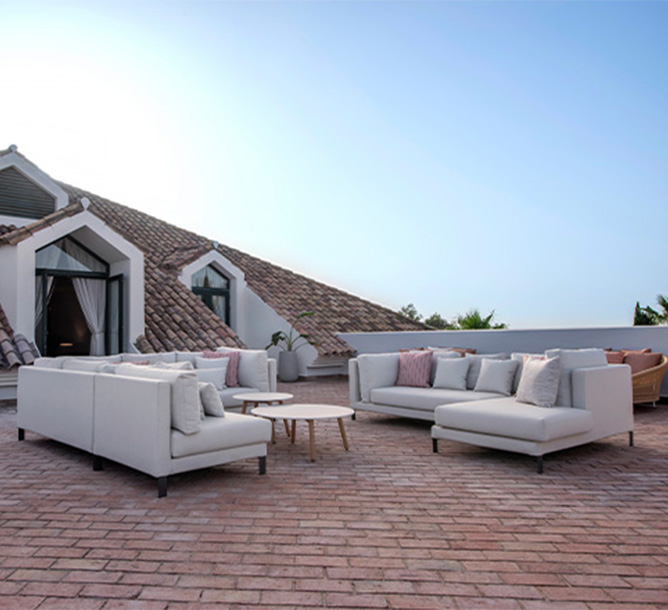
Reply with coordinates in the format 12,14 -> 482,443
17,366 -> 96,453
572,364 -> 633,438
268,358 -> 277,392
93,374 -> 172,478
349,359 -> 361,405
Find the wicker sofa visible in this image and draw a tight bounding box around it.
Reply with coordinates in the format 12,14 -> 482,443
632,354 -> 668,405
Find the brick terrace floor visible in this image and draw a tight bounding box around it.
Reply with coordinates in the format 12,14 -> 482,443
1,377 -> 667,609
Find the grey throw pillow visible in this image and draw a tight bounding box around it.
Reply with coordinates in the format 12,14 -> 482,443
516,356 -> 561,408
474,359 -> 519,396
199,382 -> 225,417
433,357 -> 470,390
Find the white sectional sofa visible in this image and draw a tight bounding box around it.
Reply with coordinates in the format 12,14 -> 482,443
17,349 -> 275,496
349,349 -> 634,471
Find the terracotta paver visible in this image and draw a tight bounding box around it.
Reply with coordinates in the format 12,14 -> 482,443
1,378 -> 668,609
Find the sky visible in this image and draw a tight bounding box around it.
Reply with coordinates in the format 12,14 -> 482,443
2,0 -> 666,329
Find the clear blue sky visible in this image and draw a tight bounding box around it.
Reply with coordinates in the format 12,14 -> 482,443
2,0 -> 666,329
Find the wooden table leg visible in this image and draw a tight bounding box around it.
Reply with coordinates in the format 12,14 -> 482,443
270,419 -> 276,444
307,420 -> 316,462
291,420 -> 296,444
338,418 -> 349,451
241,401 -> 248,414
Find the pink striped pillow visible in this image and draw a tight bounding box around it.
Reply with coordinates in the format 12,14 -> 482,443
203,350 -> 240,387
396,350 -> 432,388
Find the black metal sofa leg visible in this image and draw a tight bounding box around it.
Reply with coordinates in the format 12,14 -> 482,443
157,477 -> 168,498
536,456 -> 544,474
93,456 -> 104,471
629,431 -> 634,447
18,428 -> 24,441
259,456 -> 267,475
432,438 -> 438,453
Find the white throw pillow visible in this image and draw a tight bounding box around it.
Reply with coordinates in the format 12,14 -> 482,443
432,357 -> 470,390
430,351 -> 462,384
516,356 -> 561,408
465,353 -> 507,389
216,348 -> 270,391
194,365 -> 227,390
356,353 -> 400,402
545,348 -> 607,407
474,359 -> 519,396
115,363 -> 201,434
199,382 -> 225,417
510,353 -> 543,394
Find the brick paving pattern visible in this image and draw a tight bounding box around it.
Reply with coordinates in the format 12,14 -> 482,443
1,377 -> 667,609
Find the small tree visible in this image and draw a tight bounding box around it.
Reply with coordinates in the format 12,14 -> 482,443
424,312 -> 455,330
399,303 -> 422,323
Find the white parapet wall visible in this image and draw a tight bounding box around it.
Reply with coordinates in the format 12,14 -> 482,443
339,326 -> 668,397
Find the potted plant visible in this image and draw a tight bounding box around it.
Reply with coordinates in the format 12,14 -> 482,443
265,311 -> 318,382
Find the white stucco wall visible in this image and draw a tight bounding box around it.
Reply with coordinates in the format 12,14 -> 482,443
178,250 -> 246,336
242,289 -> 318,377
339,326 -> 668,395
2,211 -> 144,350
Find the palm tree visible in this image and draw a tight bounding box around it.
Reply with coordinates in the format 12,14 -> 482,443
456,309 -> 507,330
633,294 -> 668,326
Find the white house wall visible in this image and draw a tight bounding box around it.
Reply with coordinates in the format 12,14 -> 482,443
8,211 -> 144,350
178,250 -> 246,336
243,288 -> 318,378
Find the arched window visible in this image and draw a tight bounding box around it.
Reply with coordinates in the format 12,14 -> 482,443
192,265 -> 230,325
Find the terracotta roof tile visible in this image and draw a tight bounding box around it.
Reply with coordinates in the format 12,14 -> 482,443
1,176 -> 426,357
0,303 -> 38,369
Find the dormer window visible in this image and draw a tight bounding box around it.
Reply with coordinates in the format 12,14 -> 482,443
192,264 -> 230,325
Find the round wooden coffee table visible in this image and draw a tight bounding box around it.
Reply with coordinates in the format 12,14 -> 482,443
233,391 -> 294,414
234,392 -> 294,441
251,404 -> 354,462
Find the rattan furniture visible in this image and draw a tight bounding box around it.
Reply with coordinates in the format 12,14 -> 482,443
632,354 -> 668,405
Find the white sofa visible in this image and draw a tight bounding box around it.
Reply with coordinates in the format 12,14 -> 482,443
350,349 -> 634,472
349,351 -> 512,421
17,349 -> 275,497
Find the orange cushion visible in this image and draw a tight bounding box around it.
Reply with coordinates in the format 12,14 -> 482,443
605,351 -> 625,364
623,352 -> 662,374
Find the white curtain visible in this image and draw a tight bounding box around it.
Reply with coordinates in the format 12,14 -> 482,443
34,275 -> 54,328
73,278 -> 106,356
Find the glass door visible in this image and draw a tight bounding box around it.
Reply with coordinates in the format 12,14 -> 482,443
106,274 -> 124,355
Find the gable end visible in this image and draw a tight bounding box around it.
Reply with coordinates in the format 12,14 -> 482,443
0,166 -> 56,219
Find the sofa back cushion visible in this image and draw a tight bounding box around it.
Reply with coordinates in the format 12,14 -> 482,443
545,348 -> 607,407
396,350 -> 432,388
356,353 -> 400,402
433,357 -> 470,390
122,352 -> 177,364
623,351 -> 662,374
215,348 -> 270,391
61,358 -> 114,373
115,363 -> 201,435
199,382 -> 225,417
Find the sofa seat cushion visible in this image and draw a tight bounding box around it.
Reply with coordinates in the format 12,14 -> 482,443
171,413 -> 272,458
370,386 -> 503,411
434,398 -> 593,442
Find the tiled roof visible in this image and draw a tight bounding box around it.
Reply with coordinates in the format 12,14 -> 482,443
0,303 -> 38,369
0,175 -> 426,357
